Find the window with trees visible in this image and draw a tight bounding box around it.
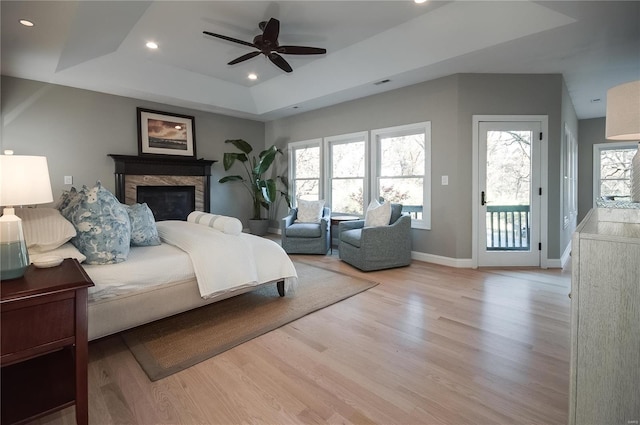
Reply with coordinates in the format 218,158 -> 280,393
289,139 -> 321,201
288,122 -> 431,229
372,122 -> 431,229
593,142 -> 638,202
325,132 -> 368,215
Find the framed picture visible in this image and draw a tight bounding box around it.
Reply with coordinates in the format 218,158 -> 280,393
137,108 -> 196,158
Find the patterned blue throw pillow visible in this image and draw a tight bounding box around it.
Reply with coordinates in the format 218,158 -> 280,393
61,182 -> 131,264
124,203 -> 161,246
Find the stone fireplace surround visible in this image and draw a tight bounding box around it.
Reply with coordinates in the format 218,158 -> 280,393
109,154 -> 216,220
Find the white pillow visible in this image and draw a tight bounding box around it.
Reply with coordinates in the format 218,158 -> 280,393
187,211 -> 243,235
14,207 -> 76,252
364,200 -> 391,228
295,199 -> 325,223
30,242 -> 87,264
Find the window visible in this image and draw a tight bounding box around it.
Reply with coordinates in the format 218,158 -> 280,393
372,122 -> 431,229
287,121 -> 431,229
593,142 -> 638,202
289,139 -> 321,202
325,132 -> 368,215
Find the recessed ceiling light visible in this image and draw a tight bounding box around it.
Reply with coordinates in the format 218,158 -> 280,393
19,19 -> 34,27
175,125 -> 182,130
248,73 -> 258,80
146,41 -> 158,49
414,0 -> 427,4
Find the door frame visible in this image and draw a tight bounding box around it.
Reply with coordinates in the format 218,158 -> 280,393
472,115 -> 549,268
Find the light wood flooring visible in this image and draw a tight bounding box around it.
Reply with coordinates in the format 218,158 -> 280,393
32,251 -> 572,425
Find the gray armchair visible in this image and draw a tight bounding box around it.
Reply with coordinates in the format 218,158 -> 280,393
338,204 -> 411,271
281,207 -> 331,254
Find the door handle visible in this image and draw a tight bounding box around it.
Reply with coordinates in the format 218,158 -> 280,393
481,191 -> 490,206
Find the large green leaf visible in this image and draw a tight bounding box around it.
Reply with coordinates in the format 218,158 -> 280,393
225,139 -> 253,155
262,179 -> 277,203
219,175 -> 244,183
223,152 -> 247,171
254,146 -> 280,176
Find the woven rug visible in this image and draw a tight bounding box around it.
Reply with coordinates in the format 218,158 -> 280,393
121,261 -> 378,381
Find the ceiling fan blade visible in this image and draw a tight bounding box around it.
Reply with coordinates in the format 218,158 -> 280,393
228,51 -> 261,65
203,31 -> 255,48
268,53 -> 292,73
278,46 -> 327,55
262,18 -> 280,45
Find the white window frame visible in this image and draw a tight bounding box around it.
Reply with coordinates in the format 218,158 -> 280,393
324,131 -> 369,216
288,138 -> 322,205
371,122 -> 431,229
592,141 -> 638,206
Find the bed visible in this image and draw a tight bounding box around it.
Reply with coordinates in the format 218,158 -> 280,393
19,206 -> 298,341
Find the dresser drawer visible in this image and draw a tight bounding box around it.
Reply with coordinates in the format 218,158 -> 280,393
1,298 -> 75,358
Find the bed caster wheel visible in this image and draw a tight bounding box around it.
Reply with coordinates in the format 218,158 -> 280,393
277,281 -> 285,297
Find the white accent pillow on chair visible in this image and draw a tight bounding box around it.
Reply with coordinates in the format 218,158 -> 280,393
364,199 -> 391,227
296,199 -> 325,223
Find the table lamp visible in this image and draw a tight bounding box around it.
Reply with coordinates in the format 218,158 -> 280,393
0,151 -> 54,280
605,80 -> 640,202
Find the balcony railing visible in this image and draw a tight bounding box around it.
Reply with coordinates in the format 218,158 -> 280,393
486,205 -> 530,251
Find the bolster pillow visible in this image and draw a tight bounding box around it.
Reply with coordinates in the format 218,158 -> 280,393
187,211 -> 243,235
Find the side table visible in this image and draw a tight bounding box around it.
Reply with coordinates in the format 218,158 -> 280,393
1,258 -> 94,425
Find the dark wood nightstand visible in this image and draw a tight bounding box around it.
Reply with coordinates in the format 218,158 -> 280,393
1,258 -> 94,425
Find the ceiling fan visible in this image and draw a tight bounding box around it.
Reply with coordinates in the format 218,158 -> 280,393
203,18 -> 326,73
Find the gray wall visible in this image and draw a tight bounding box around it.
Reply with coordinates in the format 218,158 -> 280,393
1,76 -> 265,225
577,118 -> 605,222
268,73 -> 573,261
3,73 -> 580,262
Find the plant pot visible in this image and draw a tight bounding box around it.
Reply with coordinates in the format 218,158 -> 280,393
248,219 -> 269,236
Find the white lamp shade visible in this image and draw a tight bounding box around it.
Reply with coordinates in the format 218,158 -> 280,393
0,155 -> 54,206
605,80 -> 640,141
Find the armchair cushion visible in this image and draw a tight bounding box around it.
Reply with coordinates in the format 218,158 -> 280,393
285,223 -> 323,238
340,228 -> 362,247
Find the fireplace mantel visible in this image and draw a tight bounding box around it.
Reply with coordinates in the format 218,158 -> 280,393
109,154 -> 216,215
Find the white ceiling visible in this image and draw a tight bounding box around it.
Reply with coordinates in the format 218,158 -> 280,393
2,1 -> 639,121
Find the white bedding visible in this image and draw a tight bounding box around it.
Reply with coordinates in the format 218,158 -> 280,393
156,221 -> 298,298
82,243 -> 194,302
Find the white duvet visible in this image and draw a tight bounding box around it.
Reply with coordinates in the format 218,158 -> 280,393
156,221 -> 298,299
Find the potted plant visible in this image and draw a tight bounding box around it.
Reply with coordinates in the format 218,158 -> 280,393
218,139 -> 286,235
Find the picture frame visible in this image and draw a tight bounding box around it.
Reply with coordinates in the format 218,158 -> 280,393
137,107 -> 196,158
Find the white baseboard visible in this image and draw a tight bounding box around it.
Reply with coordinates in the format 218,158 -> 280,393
560,241 -> 572,270
411,251 -> 474,268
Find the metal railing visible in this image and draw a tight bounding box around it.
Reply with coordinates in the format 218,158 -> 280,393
403,205 -> 423,220
486,205 -> 530,251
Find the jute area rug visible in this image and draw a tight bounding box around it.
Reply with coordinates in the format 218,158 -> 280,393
121,261 -> 378,381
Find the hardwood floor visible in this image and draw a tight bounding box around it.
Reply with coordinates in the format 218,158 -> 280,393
32,252 -> 571,425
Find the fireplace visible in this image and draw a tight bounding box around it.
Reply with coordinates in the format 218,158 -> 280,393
109,154 -> 216,220
137,185 -> 195,221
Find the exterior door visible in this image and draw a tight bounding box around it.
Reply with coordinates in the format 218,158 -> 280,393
477,121 -> 541,266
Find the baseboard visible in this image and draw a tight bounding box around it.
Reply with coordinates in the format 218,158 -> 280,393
560,241 -> 572,270
411,251 -> 474,268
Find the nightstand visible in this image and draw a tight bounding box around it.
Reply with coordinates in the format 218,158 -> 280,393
1,258 -> 94,425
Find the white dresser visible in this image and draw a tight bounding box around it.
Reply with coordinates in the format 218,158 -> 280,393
569,208 -> 640,425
